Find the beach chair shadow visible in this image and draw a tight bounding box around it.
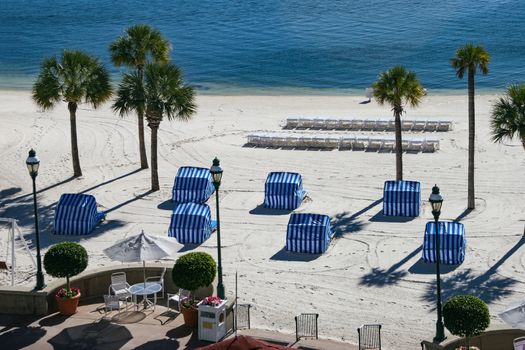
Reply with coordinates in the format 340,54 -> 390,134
408,258 -> 460,275
249,204 -> 293,216
270,247 -> 322,262
369,210 -> 417,223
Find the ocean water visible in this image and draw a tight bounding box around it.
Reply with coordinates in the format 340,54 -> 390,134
0,0 -> 524,93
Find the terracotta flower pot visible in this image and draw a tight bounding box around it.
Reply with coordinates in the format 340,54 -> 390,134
181,306 -> 198,328
56,292 -> 81,316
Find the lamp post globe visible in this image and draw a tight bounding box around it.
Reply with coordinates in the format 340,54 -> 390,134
429,184 -> 445,343
210,157 -> 225,299
26,149 -> 45,290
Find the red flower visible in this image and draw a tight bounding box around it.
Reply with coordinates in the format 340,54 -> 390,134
202,296 -> 222,306
56,287 -> 80,298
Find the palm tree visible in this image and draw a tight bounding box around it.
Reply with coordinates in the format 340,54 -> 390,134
491,84 -> 525,150
372,66 -> 424,180
451,43 -> 490,209
113,63 -> 196,191
32,50 -> 111,177
109,24 -> 171,170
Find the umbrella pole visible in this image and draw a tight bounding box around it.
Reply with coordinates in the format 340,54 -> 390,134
143,260 -> 146,287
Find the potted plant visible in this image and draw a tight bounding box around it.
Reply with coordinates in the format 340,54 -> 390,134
172,252 -> 216,327
44,242 -> 88,316
443,295 -> 490,350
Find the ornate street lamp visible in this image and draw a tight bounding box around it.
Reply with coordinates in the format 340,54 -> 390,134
210,157 -> 225,299
429,184 -> 445,343
26,149 -> 45,290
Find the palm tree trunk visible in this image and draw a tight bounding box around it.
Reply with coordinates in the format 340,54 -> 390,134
394,109 -> 403,181
68,102 -> 82,177
137,67 -> 148,169
149,119 -> 160,191
138,113 -> 148,169
467,69 -> 475,209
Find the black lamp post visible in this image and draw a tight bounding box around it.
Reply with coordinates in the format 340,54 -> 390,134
26,149 -> 45,290
429,184 -> 445,343
210,157 -> 225,299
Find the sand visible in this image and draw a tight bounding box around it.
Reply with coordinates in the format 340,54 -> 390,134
0,90 -> 524,348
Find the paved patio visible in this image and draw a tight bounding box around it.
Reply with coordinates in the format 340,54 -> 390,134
0,302 -> 358,349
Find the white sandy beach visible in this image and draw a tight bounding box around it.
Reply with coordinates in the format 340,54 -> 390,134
0,90 -> 524,348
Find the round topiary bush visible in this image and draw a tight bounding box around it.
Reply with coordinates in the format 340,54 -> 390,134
44,242 -> 88,291
172,252 -> 216,292
443,295 -> 490,348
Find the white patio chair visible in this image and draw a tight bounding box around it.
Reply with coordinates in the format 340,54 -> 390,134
336,119 -> 351,130
312,117 -> 327,129
354,136 -> 369,150
386,119 -> 396,131
246,134 -> 261,145
437,120 -> 452,131
514,336 -> 525,350
286,118 -> 300,129
401,139 -> 410,151
103,294 -> 128,315
325,119 -> 338,130
402,119 -> 415,131
376,119 -> 389,131
409,139 -> 423,151
381,138 -> 395,151
352,119 -> 365,130
167,289 -> 191,313
324,136 -> 341,148
339,135 -> 355,149
363,119 -> 377,130
368,137 -> 383,151
145,267 -> 166,299
413,119 -> 427,131
425,120 -> 439,131
109,272 -> 133,304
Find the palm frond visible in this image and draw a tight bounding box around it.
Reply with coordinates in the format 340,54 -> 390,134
490,84 -> 525,145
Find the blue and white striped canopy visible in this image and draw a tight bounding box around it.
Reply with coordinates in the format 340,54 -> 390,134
422,221 -> 466,265
286,213 -> 332,254
383,180 -> 421,217
172,166 -> 215,203
54,193 -> 106,235
168,202 -> 217,244
264,172 -> 306,210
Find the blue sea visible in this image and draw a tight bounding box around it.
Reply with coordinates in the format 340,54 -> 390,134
0,0 -> 524,94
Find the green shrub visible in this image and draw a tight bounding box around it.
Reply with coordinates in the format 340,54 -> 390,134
172,252 -> 216,292
44,242 -> 88,290
443,295 -> 490,348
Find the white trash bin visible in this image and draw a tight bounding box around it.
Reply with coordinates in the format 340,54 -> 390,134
198,298 -> 227,342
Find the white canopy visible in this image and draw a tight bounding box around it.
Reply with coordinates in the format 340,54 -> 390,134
104,230 -> 181,262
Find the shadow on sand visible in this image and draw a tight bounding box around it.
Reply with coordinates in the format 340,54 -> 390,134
249,204 -> 293,216
270,247 -> 322,262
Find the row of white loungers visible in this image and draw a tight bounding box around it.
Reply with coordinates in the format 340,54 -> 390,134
285,117 -> 453,132
246,133 -> 439,152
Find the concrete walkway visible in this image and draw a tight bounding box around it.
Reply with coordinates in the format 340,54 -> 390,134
0,303 -> 358,349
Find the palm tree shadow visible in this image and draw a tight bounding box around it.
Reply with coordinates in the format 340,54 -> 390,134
331,211 -> 367,237
79,168 -> 143,194
422,236 -> 525,308
359,246 -> 421,287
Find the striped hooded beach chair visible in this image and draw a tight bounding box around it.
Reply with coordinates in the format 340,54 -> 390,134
264,172 -> 306,210
383,180 -> 421,217
286,213 -> 333,254
168,202 -> 217,244
172,166 -> 215,204
54,193 -> 106,235
422,221 -> 466,265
